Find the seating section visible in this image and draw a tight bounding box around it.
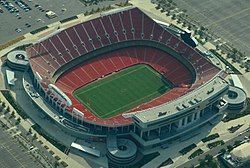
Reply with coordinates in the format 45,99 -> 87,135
27,7 -> 222,125
54,45 -> 217,122
56,46 -> 193,90
28,7 -> 218,85
27,8 -> 179,80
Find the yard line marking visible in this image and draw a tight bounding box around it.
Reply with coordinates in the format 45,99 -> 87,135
76,66 -> 145,94
101,85 -> 170,118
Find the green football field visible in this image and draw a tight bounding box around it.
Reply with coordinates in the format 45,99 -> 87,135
73,64 -> 172,119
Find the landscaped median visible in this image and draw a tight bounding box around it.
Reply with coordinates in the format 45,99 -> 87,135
207,140 -> 225,149
30,26 -> 49,35
188,148 -> 204,159
201,133 -> 220,143
179,143 -> 197,155
228,124 -> 244,133
158,158 -> 174,167
60,16 -> 78,24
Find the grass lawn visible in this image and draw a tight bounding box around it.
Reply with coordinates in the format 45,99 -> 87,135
73,64 -> 172,118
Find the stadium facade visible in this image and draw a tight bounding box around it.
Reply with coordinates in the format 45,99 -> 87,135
26,7 -> 229,148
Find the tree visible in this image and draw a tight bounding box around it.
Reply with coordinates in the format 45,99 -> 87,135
2,102 -> 6,108
172,14 -> 176,20
205,37 -> 208,42
227,145 -> 234,152
33,133 -> 37,141
10,111 -> 15,118
232,48 -> 237,54
182,21 -> 187,27
84,11 -> 89,16
200,26 -> 206,31
28,128 -> 32,134
219,148 -> 226,155
54,161 -> 59,168
233,140 -> 241,147
204,154 -> 213,162
156,4 -> 160,10
16,117 -> 21,125
177,18 -> 181,24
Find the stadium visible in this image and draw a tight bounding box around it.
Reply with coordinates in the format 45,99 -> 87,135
26,7 -> 229,149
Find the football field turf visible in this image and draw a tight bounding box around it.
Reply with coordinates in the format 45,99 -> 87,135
73,64 -> 172,119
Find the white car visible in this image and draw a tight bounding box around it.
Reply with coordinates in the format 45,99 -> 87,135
15,28 -> 22,33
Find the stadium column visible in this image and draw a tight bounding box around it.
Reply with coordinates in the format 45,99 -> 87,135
197,111 -> 201,119
35,79 -> 41,92
140,130 -> 143,138
45,92 -> 48,99
191,113 -> 195,122
178,119 -> 183,128
62,107 -> 66,115
72,113 -> 74,121
184,117 -> 188,126
35,79 -> 38,88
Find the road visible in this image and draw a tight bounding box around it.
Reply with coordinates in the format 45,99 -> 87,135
176,130 -> 250,168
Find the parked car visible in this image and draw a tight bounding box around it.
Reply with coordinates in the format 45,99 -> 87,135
15,28 -> 22,33
25,23 -> 31,27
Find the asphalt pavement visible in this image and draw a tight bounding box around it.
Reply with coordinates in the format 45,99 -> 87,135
0,0 -> 124,45
0,124 -> 44,168
176,130 -> 250,168
175,0 -> 250,56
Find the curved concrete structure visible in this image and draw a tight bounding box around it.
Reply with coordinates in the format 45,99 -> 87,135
7,50 -> 29,70
107,137 -> 137,165
224,86 -> 247,110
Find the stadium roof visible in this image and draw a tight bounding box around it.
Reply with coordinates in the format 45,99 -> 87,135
6,69 -> 15,86
71,142 -> 101,157
231,74 -> 243,90
133,76 -> 229,124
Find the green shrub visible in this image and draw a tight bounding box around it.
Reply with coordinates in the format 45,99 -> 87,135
201,133 -> 220,143
60,16 -> 78,24
1,90 -> 28,119
30,26 -> 49,35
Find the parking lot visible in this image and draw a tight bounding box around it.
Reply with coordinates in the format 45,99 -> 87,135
0,127 -> 44,168
0,0 -> 121,45
175,0 -> 250,56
